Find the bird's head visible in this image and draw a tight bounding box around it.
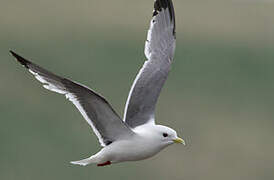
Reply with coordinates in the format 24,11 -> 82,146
154,125 -> 185,146
134,124 -> 185,148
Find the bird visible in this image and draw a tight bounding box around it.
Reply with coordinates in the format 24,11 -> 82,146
10,0 -> 184,167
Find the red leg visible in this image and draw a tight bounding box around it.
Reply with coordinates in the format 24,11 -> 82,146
97,161 -> 111,167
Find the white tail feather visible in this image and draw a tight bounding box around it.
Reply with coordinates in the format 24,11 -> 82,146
70,156 -> 96,166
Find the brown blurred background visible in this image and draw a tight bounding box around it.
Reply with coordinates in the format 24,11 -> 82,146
0,0 -> 274,179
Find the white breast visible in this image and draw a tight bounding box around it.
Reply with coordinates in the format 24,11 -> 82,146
100,124 -> 165,163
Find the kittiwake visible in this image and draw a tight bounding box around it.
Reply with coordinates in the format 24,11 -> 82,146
10,0 -> 185,167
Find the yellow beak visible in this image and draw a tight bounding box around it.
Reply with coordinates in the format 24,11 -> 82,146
173,137 -> 186,145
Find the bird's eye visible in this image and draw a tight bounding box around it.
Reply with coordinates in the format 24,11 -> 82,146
162,133 -> 168,137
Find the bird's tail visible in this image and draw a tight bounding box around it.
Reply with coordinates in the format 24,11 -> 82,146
70,155 -> 97,166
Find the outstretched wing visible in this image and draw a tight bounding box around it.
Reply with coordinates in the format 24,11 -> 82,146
123,0 -> 176,128
10,51 -> 134,147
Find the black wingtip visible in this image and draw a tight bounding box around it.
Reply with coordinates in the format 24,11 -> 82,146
152,0 -> 175,23
10,50 -> 31,68
153,0 -> 176,36
153,0 -> 170,17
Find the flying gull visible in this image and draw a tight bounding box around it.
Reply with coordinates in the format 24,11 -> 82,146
10,0 -> 185,167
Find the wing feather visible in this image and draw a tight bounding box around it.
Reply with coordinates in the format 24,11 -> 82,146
10,51 -> 134,147
124,0 -> 176,128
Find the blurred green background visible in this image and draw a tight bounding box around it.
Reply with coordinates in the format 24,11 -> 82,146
1,0 -> 274,179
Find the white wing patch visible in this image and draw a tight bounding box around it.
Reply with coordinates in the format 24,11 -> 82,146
65,93 -> 106,147
29,70 -> 106,147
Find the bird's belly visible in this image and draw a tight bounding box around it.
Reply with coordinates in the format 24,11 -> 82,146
106,139 -> 162,163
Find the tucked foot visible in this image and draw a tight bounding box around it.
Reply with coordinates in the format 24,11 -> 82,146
97,161 -> 111,167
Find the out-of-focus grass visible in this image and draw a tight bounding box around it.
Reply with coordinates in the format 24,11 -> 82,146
0,0 -> 274,180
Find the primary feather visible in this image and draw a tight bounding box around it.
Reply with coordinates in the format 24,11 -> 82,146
123,0 -> 176,128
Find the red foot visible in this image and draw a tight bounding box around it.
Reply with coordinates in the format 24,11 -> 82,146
97,161 -> 111,167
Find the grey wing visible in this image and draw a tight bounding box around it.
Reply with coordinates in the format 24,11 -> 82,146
123,0 -> 176,128
10,51 -> 134,147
